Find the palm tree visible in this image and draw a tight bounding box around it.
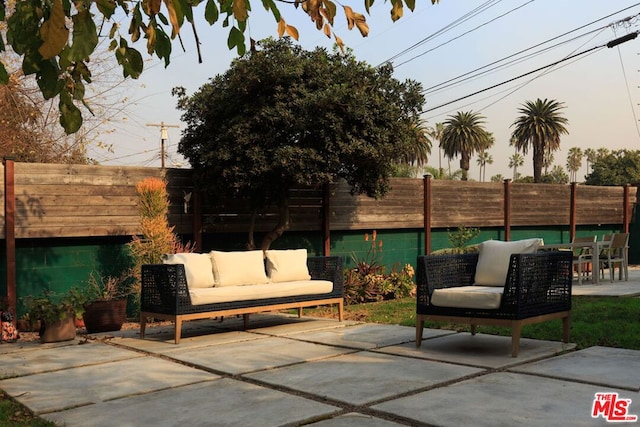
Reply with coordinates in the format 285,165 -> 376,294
476,151 -> 493,182
423,165 -> 464,180
566,147 -> 583,183
440,111 -> 490,181
400,117 -> 432,168
430,122 -> 445,177
584,148 -> 596,174
511,98 -> 569,183
509,152 -> 524,180
543,151 -> 554,175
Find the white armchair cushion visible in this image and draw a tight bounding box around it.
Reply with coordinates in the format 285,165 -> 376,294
163,253 -> 215,288
431,286 -> 503,310
474,238 -> 543,286
265,249 -> 311,283
210,250 -> 269,287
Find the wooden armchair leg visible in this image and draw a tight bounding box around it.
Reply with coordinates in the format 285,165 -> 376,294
511,322 -> 522,357
470,324 -> 478,335
416,315 -> 425,347
562,314 -> 571,343
140,315 -> 146,339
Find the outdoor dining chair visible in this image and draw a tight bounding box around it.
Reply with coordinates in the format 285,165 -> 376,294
572,235 -> 597,285
599,233 -> 630,282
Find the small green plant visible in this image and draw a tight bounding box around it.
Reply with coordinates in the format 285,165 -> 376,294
344,231 -> 415,305
86,271 -> 134,302
23,288 -> 88,323
447,226 -> 480,254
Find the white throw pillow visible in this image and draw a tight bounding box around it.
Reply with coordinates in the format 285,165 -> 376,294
265,249 -> 311,283
162,253 -> 215,288
210,250 -> 269,287
474,238 -> 543,286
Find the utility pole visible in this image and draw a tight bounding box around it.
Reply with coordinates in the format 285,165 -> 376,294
146,121 -> 179,168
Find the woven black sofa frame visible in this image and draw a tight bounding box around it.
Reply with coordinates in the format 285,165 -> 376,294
416,251 -> 572,357
140,256 -> 344,344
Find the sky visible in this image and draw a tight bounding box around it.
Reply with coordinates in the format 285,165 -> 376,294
89,0 -> 640,182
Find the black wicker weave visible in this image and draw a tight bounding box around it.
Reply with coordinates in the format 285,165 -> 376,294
140,256 -> 343,343
416,250 -> 572,357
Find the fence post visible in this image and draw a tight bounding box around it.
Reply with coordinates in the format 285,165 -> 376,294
423,174 -> 432,254
570,182 -> 577,242
4,158 -> 16,316
503,179 -> 511,241
623,184 -> 630,234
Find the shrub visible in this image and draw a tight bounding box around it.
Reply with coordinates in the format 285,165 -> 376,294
343,231 -> 415,305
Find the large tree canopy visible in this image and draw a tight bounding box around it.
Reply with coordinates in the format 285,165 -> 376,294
176,37 -> 425,249
0,0 -> 440,134
585,149 -> 640,186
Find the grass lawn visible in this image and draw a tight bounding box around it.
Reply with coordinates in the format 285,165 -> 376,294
2,295 -> 639,426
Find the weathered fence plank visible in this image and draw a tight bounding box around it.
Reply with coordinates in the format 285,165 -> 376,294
0,163 -> 636,239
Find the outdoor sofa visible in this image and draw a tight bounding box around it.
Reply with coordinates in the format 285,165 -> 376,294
416,239 -> 573,357
140,249 -> 343,343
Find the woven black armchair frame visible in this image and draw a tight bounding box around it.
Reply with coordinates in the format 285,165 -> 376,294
416,251 -> 572,357
140,256 -> 344,343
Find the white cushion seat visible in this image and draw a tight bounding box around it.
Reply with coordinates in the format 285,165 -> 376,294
431,286 -> 504,310
189,280 -> 334,305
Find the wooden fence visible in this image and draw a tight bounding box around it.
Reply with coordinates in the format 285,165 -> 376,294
0,162 -> 636,239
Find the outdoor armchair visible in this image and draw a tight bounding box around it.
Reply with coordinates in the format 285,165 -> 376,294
416,240 -> 572,357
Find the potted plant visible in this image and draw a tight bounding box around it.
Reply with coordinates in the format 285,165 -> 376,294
82,271 -> 132,333
23,288 -> 87,343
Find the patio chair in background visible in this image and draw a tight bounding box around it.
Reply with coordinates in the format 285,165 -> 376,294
572,235 -> 596,285
599,233 -> 630,282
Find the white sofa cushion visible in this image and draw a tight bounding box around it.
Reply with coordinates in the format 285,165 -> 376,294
162,253 -> 214,289
189,280 -> 333,305
265,249 -> 311,283
210,250 -> 269,287
474,238 -> 543,286
431,286 -> 503,310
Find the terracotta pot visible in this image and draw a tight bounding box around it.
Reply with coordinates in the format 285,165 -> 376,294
40,316 -> 76,343
83,299 -> 127,333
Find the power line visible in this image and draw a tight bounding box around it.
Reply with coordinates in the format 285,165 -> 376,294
421,31 -> 639,114
422,7 -> 640,96
394,0 -> 536,68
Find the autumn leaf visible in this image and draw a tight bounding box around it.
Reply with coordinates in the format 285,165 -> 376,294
232,0 -> 248,21
391,0 -> 403,21
322,23 -> 331,38
277,18 -> 285,37
38,0 -> 69,59
142,0 -> 162,15
335,34 -> 344,53
344,5 -> 355,30
285,24 -> 299,40
163,0 -> 181,38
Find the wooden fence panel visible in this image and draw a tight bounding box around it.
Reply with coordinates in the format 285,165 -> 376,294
330,178 -> 424,230
0,163 -> 636,239
430,180 -> 504,228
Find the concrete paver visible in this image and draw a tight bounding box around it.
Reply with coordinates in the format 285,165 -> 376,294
2,271 -> 640,426
373,370 -> 638,427
377,332 -> 576,369
246,350 -> 484,406
166,335 -> 356,375
512,346 -> 640,390
42,378 -> 341,427
0,355 -> 219,414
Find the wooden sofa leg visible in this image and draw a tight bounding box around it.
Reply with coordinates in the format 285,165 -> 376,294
298,307 -> 303,318
470,324 -> 477,336
511,322 -> 522,357
337,301 -> 344,321
174,318 -> 182,344
416,315 -> 425,347
243,314 -> 250,329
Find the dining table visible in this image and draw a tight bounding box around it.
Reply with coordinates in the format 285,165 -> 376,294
540,240 -> 608,285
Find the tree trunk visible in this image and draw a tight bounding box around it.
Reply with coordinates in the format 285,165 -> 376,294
246,210 -> 257,250
533,142 -> 543,183
261,198 -> 290,251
